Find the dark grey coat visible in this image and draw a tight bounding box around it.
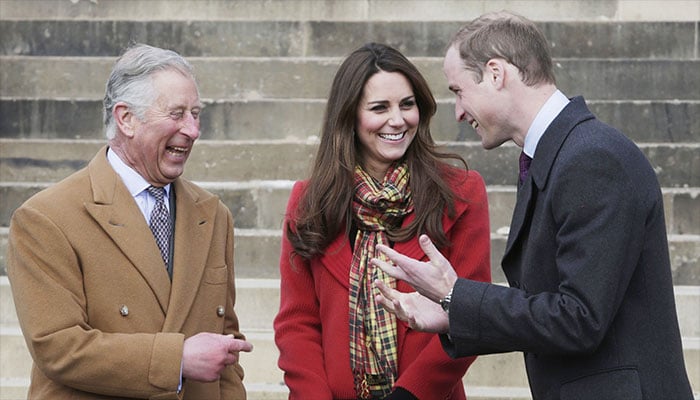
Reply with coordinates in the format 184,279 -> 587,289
442,97 -> 693,400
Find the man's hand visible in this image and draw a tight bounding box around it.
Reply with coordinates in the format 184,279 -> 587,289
182,332 -> 254,382
371,234 -> 458,302
374,279 -> 449,333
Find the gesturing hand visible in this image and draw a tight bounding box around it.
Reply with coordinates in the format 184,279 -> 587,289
371,234 -> 458,302
182,332 -> 254,382
374,279 -> 449,333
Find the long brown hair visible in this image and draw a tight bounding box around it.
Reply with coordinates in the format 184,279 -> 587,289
288,42 -> 467,260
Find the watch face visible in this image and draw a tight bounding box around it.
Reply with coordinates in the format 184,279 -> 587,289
440,299 -> 450,312
440,289 -> 452,312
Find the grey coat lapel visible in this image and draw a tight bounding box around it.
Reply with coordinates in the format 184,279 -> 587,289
502,97 -> 595,261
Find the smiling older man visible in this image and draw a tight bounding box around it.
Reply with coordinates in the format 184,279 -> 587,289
7,43 -> 253,400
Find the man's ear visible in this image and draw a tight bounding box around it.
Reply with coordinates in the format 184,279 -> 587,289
113,102 -> 135,138
485,58 -> 506,89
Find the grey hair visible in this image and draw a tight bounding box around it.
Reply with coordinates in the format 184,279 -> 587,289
103,43 -> 198,139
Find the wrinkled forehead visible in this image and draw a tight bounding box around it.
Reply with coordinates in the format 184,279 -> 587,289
150,70 -> 202,108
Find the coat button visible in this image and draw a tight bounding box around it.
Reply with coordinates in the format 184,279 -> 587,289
119,305 -> 129,316
216,305 -> 225,317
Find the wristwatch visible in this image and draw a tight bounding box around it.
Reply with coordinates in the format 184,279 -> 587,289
439,287 -> 454,314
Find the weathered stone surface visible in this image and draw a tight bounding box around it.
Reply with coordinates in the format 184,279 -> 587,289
0,20 -> 308,57
0,139 -> 700,187
2,140 -> 697,187
587,101 -> 700,143
3,57 -> 700,101
669,237 -> 700,286
0,0 -> 623,22
4,0 -> 699,23
3,182 -> 697,283
2,98 -> 698,144
0,100 -> 104,139
1,20 -> 696,58
671,191 -> 700,235
556,60 -> 700,100
1,3 -> 698,399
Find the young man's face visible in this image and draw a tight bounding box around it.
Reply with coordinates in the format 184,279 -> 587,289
443,46 -> 511,150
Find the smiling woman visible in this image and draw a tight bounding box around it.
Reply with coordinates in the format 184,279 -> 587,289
273,42 -> 492,400
356,71 -> 419,181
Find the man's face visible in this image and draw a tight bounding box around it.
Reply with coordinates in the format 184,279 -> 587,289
443,46 -> 510,149
127,69 -> 202,187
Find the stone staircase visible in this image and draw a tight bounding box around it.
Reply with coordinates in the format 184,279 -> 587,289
1,1 -> 698,399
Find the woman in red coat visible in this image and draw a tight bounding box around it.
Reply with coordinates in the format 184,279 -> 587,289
273,43 -> 491,400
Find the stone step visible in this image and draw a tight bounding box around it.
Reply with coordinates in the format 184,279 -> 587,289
0,277 -> 700,398
2,277 -> 699,338
2,278 -> 699,398
1,0 -> 697,22
1,97 -> 697,144
0,226 -> 697,285
1,139 -> 698,188
0,19 -> 696,58
234,231 -> 700,285
1,177 -> 698,235
2,57 -> 699,102
0,329 -> 533,397
238,281 -> 700,338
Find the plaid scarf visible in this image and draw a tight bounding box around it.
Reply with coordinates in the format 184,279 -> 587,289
349,162 -> 413,399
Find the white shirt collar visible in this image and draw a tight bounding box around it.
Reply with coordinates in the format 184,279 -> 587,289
523,89 -> 570,158
107,147 -> 170,198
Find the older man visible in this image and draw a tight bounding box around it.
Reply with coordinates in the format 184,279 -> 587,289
7,43 -> 253,399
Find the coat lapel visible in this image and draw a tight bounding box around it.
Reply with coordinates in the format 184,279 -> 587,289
504,179 -> 535,258
84,147 -> 172,313
318,231 -> 353,289
502,97 -> 596,261
163,179 -> 220,332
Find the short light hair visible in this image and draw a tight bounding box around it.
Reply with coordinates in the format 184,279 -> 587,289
103,43 -> 198,139
449,11 -> 556,86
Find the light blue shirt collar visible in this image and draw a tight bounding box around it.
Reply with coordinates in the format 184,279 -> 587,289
523,90 -> 570,158
107,147 -> 171,220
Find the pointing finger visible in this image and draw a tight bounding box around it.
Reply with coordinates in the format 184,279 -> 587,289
371,255 -> 407,281
418,234 -> 448,266
227,338 -> 254,353
375,243 -> 420,273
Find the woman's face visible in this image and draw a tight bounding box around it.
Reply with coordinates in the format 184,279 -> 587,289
356,71 -> 419,181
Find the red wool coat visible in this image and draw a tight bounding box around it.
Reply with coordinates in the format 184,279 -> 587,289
274,168 -> 491,399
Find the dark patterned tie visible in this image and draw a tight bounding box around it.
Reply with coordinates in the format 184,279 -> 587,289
519,151 -> 532,185
147,186 -> 171,267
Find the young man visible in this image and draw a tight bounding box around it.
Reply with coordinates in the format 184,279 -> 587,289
373,11 -> 693,400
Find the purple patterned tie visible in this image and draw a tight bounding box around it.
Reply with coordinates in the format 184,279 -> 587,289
519,151 -> 532,184
147,186 -> 171,267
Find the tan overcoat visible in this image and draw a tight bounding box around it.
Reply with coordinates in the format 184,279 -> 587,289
7,146 -> 247,399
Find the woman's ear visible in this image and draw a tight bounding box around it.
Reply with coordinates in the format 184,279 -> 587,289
113,102 -> 135,138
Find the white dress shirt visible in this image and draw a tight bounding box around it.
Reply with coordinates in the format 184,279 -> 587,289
523,89 -> 570,158
107,148 -> 171,223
